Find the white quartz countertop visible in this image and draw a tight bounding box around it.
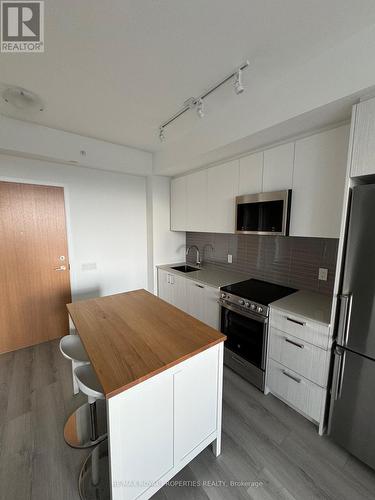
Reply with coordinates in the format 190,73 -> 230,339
157,263 -> 251,289
270,290 -> 333,326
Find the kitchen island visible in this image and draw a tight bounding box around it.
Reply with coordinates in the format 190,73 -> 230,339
67,289 -> 226,500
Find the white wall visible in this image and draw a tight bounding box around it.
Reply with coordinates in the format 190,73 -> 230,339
0,115 -> 152,176
146,176 -> 185,293
0,154 -> 148,300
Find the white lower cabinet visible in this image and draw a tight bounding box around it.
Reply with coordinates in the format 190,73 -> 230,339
267,359 -> 324,423
108,343 -> 223,500
186,280 -> 206,322
158,269 -> 220,330
158,269 -> 188,313
174,347 -> 218,462
109,371 -> 174,500
204,285 -> 221,330
158,269 -> 173,304
186,279 -> 220,329
266,306 -> 331,435
268,327 -> 330,387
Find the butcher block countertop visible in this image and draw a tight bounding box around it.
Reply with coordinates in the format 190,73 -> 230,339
67,289 -> 226,399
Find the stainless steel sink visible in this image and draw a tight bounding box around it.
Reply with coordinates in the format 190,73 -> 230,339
171,265 -> 199,273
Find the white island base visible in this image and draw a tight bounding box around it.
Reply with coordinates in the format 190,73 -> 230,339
107,342 -> 224,500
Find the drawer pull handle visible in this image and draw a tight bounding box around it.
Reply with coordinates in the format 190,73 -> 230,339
286,316 -> 306,327
195,283 -> 204,288
285,337 -> 304,349
282,370 -> 301,384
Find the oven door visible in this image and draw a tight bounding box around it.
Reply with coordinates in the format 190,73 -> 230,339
220,302 -> 268,370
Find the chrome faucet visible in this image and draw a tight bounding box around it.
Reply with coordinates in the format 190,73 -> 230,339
186,245 -> 201,267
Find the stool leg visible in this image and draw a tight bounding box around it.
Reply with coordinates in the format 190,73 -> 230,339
72,360 -> 80,395
88,395 -> 99,442
91,444 -> 100,487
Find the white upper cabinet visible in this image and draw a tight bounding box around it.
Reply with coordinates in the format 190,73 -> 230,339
238,152 -> 263,195
290,125 -> 350,238
206,160 -> 239,233
263,143 -> 294,192
186,170 -> 207,231
171,176 -> 187,231
351,98 -> 375,178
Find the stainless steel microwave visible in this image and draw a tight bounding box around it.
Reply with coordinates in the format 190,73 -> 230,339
235,190 -> 292,236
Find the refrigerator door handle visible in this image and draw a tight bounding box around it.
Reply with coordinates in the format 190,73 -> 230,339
337,294 -> 353,347
332,347 -> 346,400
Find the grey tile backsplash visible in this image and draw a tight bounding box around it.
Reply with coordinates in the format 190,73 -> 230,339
186,232 -> 338,295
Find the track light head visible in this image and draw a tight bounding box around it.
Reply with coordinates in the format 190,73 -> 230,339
196,99 -> 204,118
159,127 -> 165,142
234,69 -> 244,95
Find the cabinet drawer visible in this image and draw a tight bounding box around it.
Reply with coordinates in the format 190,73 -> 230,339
267,359 -> 324,423
269,327 -> 330,387
270,308 -> 330,349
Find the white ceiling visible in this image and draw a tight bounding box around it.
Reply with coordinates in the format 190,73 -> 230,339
1,1 -> 375,158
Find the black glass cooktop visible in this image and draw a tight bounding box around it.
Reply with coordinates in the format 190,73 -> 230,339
221,279 -> 297,305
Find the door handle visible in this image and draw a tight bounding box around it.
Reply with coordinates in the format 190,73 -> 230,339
337,294 -> 353,347
333,347 -> 346,400
54,265 -> 66,271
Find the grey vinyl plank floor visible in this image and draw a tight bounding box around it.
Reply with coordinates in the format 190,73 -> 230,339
1,340 -> 375,500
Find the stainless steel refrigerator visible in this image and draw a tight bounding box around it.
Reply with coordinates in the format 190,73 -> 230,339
329,184 -> 375,470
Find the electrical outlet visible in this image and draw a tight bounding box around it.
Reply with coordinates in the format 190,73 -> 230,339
318,268 -> 328,281
227,254 -> 233,264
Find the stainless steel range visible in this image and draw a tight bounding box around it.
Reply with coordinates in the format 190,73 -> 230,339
219,279 -> 296,391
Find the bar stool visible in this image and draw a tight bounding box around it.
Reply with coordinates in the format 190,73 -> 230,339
71,364 -> 107,448
59,334 -> 90,395
75,366 -> 109,500
60,336 -> 107,448
79,440 -> 109,500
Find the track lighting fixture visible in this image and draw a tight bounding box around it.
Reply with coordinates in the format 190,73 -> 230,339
158,60 -> 249,141
196,99 -> 204,118
234,68 -> 244,95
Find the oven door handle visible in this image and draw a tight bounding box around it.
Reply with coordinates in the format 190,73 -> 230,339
218,300 -> 268,324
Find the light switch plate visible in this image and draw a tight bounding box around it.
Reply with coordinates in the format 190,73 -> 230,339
227,254 -> 233,264
318,268 -> 328,281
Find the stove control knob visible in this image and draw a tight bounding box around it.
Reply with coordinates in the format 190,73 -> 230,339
250,303 -> 257,310
257,306 -> 263,313
245,301 -> 250,308
239,299 -> 245,306
221,293 -> 226,299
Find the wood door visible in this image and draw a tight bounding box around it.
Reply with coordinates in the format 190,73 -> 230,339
0,181 -> 71,353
